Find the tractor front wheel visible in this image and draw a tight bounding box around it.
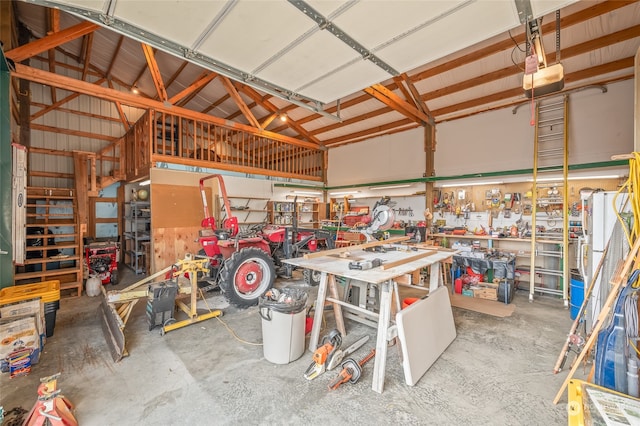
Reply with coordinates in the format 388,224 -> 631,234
219,248 -> 275,308
303,269 -> 322,286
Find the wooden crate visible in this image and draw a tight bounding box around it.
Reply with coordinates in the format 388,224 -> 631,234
471,282 -> 498,301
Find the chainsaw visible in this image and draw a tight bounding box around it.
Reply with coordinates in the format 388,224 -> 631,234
304,329 -> 342,380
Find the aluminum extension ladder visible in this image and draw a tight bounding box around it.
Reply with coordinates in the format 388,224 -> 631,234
529,95 -> 570,306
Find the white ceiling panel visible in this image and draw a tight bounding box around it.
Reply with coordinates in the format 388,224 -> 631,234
197,1 -> 312,73
377,1 -> 520,74
306,0 -> 346,17
55,0 -> 105,13
530,0 -> 579,18
113,1 -> 224,47
300,59 -> 390,103
333,1 -> 464,49
257,29 -> 359,96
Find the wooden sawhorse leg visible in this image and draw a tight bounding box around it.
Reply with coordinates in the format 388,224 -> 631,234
308,272 -> 346,352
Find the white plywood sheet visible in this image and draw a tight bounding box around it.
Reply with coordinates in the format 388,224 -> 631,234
396,286 -> 456,386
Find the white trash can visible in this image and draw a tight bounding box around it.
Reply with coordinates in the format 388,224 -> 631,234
259,288 -> 307,365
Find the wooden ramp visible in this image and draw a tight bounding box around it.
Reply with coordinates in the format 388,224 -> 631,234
449,292 -> 516,317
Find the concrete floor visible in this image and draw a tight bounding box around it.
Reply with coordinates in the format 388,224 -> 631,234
1,268 -> 580,425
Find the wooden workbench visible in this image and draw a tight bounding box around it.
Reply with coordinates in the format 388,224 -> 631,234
283,244 -> 456,393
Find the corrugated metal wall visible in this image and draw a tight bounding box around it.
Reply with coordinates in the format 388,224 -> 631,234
28,53 -> 145,188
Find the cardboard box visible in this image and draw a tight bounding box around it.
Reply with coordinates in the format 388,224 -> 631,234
471,282 -> 498,301
0,316 -> 41,360
0,298 -> 45,338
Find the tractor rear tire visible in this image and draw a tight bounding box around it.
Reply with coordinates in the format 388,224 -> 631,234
303,268 -> 321,286
219,247 -> 275,308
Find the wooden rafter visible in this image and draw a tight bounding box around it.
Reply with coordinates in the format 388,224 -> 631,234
31,101 -> 122,123
107,78 -> 131,131
30,77 -> 107,121
31,123 -> 118,142
399,73 -> 431,117
260,112 -> 279,129
13,63 -> 319,150
234,82 -> 321,145
220,76 -> 260,128
364,84 -> 432,126
105,35 -> 124,77
5,21 -> 98,62
169,71 -> 217,105
202,93 -> 230,114
81,32 -> 94,81
47,8 -> 60,103
141,43 -> 167,101
164,61 -> 189,91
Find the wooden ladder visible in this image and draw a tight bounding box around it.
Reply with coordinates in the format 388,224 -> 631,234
14,187 -> 84,297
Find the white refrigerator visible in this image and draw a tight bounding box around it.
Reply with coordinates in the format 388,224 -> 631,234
579,191 -> 630,330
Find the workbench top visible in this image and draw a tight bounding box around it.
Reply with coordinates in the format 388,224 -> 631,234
284,246 -> 456,284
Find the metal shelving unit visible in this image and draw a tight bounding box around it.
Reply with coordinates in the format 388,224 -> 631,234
123,201 -> 150,274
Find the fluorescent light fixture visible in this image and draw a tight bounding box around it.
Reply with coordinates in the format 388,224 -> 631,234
370,184 -> 412,190
527,175 -> 620,182
439,181 -> 503,188
138,179 -> 151,186
329,191 -> 360,196
293,190 -> 322,195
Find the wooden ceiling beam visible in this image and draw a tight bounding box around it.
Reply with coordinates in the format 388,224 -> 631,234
164,61 -> 189,92
324,118 -> 414,146
30,77 -> 107,121
399,73 -> 432,117
220,76 -> 260,128
364,84 -> 433,126
411,0 -> 632,83
169,71 -> 217,105
31,123 -> 117,142
13,63 -> 319,150
31,101 -> 122,123
430,57 -> 634,118
141,43 -> 167,101
105,35 -> 124,78
202,93 -> 230,114
47,8 -> 59,103
107,78 -> 131,131
422,24 -> 640,103
5,21 -> 99,62
81,32 -> 94,81
260,112 -> 279,130
234,82 -> 321,145
311,105 -> 391,137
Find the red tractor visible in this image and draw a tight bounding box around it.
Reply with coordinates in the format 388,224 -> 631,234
197,174 -> 275,308
196,175 -> 333,307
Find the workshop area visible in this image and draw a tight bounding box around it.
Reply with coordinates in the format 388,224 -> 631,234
1,1 -> 640,425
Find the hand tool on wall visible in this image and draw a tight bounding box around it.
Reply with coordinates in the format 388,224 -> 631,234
348,258 -> 383,270
326,335 -> 370,371
328,349 -> 376,390
304,329 -> 342,380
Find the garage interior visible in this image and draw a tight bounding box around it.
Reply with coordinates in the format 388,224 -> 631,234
1,0 -> 640,424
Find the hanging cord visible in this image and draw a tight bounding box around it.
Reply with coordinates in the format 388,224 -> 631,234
614,152 -> 640,246
555,10 -> 561,62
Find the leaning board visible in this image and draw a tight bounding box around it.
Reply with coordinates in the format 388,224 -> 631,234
396,286 -> 456,386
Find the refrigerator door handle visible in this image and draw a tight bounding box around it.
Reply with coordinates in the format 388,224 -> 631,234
578,241 -> 587,281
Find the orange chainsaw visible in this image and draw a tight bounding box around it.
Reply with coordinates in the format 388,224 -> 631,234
303,329 -> 342,380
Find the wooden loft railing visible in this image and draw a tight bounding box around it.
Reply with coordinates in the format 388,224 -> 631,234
124,110 -> 325,182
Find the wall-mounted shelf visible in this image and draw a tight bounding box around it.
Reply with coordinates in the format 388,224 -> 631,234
268,201 -> 324,229
220,197 -> 270,229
